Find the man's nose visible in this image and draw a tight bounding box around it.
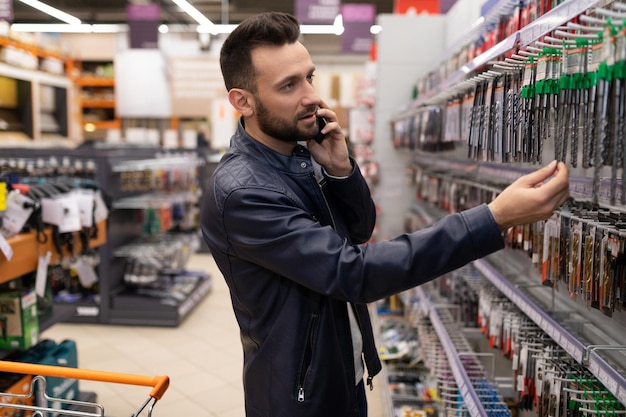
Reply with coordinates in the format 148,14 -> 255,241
302,83 -> 322,107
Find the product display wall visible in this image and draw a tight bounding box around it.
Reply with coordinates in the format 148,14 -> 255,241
378,0 -> 626,415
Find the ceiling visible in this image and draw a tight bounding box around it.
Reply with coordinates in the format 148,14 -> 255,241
10,0 -> 396,26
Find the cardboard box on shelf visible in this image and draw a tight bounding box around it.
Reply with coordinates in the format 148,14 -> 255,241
0,289 -> 39,351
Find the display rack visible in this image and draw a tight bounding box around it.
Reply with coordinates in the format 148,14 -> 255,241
0,147 -> 210,327
75,60 -> 119,138
473,258 -> 626,405
412,286 -> 491,417
397,152 -> 626,408
0,220 -> 107,284
403,0 -> 615,112
384,22 -> 626,389
0,35 -> 72,142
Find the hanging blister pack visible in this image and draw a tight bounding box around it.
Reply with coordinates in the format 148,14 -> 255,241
572,39 -> 589,169
584,38 -> 604,170
569,219 -> 584,299
521,56 -> 537,163
493,75 -> 506,163
461,89 -> 475,143
613,23 -> 626,206
484,76 -> 495,161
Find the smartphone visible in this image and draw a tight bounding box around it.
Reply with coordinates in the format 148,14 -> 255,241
315,117 -> 328,144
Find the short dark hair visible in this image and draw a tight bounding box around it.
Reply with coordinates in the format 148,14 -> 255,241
220,12 -> 301,92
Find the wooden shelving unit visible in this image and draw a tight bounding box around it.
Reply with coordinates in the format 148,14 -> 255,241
0,35 -> 73,142
0,220 -> 107,284
74,61 -> 119,138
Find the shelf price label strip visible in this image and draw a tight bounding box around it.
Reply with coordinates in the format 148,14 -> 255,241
410,0 -> 612,109
518,0 -> 612,46
473,258 -> 626,404
415,286 -> 490,417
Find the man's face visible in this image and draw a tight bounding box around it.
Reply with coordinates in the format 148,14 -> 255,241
248,42 -> 322,144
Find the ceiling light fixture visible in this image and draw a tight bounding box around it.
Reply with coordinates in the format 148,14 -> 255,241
171,0 -> 214,27
18,0 -> 81,25
11,19 -> 350,36
10,23 -> 123,33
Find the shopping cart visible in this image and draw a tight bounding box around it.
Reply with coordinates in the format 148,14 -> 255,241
0,359 -> 169,416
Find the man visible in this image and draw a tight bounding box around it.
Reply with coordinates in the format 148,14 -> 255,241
201,11 -> 570,417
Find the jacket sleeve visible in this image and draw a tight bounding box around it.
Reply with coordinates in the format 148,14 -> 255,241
323,159 -> 376,244
221,183 -> 504,303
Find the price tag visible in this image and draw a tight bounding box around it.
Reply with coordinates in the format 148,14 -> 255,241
74,190 -> 95,227
71,256 -> 98,288
595,366 -> 618,393
2,191 -> 35,236
36,251 -> 52,298
0,232 -> 13,261
76,306 -> 99,317
41,196 -> 82,233
617,386 -> 626,405
93,190 -> 109,223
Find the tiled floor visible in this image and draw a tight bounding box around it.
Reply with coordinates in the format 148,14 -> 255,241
42,253 -> 387,417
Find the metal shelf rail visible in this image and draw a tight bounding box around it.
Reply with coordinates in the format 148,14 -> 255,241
472,258 -> 626,406
403,0 -> 614,111
413,286 -> 502,417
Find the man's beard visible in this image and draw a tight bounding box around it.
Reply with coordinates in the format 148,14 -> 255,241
255,96 -> 318,143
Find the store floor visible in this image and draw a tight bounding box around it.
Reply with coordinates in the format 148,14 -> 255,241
42,253 -> 386,417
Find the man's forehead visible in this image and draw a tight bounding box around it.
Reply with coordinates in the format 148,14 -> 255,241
251,42 -> 312,74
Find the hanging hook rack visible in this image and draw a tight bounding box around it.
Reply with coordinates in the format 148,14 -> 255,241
580,14 -> 612,25
583,345 -> 626,366
554,29 -> 602,40
593,7 -> 626,19
564,21 -> 605,32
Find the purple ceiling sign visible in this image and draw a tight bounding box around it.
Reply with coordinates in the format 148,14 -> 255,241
0,0 -> 13,22
295,0 -> 340,24
127,4 -> 161,49
341,3 -> 376,54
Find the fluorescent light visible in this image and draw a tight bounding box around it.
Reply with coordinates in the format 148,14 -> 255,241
91,24 -> 125,33
300,15 -> 344,36
300,25 -> 340,35
370,25 -> 382,35
11,23 -> 88,32
171,0 -> 213,27
11,23 -> 125,33
11,22 -> 384,37
197,24 -> 236,35
18,0 -> 81,25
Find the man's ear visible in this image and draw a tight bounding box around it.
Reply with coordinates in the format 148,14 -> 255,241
228,88 -> 254,117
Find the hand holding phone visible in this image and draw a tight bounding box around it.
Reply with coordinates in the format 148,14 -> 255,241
315,117 -> 328,144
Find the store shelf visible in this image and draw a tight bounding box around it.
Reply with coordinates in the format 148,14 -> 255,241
109,271 -> 212,327
0,36 -> 65,61
82,120 -> 120,130
75,61 -> 117,141
517,0 -> 612,46
80,99 -> 115,108
473,258 -> 626,405
76,77 -> 114,87
405,0 -> 614,110
413,286 -> 490,417
0,220 -> 107,284
0,61 -> 70,88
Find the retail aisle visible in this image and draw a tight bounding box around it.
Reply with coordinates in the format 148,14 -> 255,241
42,253 -> 386,417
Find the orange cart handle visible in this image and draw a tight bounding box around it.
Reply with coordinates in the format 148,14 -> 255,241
0,360 -> 170,400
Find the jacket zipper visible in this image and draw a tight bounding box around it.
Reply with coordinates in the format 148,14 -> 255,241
316,177 -> 337,231
297,314 -> 318,402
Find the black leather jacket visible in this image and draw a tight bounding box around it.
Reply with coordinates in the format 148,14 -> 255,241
201,120 -> 505,417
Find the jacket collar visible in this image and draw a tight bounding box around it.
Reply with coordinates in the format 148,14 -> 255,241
231,118 -> 313,175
